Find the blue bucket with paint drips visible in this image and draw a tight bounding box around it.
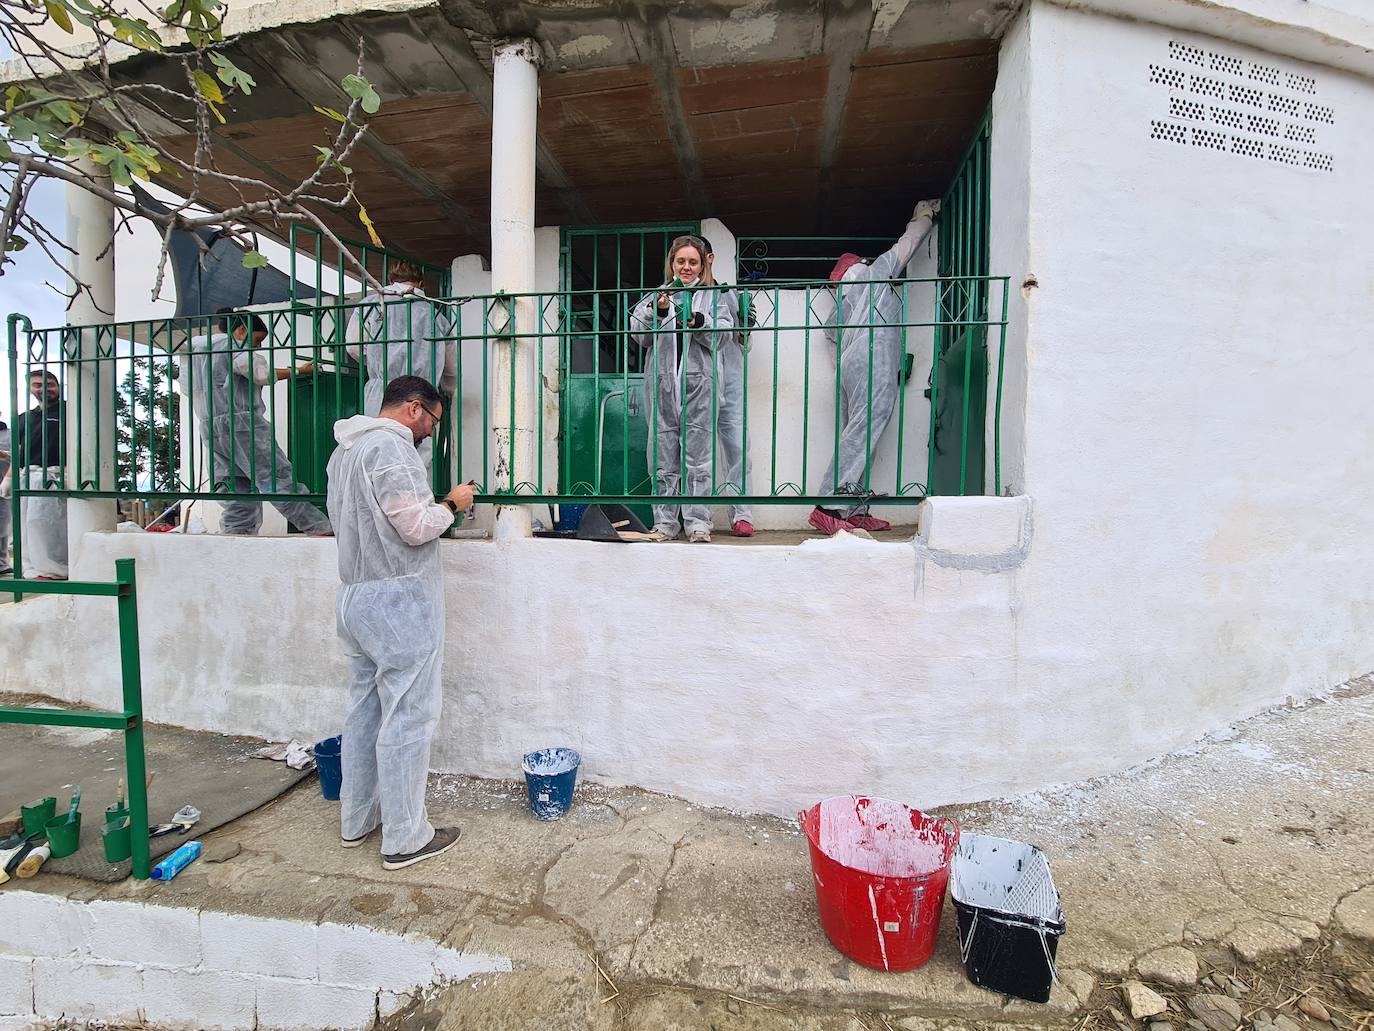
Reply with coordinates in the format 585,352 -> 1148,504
522,748 -> 581,821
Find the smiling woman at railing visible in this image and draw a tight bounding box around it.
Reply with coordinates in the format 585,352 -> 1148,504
628,234 -> 736,544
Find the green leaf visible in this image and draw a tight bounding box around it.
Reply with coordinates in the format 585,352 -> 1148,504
45,98 -> 82,125
0,138 -> 11,161
5,234 -> 28,253
242,250 -> 269,269
340,74 -> 369,100
44,1 -> 74,33
313,105 -> 346,123
341,73 -> 380,115
191,69 -> 224,105
209,52 -> 254,95
313,145 -> 331,165
110,15 -> 163,50
357,204 -> 382,248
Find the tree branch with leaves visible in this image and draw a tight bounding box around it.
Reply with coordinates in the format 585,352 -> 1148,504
0,0 -> 387,315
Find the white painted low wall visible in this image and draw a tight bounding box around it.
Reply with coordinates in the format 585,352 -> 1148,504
0,890 -> 508,1031
2,498 -> 1030,817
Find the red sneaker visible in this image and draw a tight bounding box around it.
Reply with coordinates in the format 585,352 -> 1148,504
808,508 -> 855,536
731,520 -> 755,538
847,513 -> 891,532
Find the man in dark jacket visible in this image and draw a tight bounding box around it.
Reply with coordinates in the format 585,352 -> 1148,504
1,370 -> 68,578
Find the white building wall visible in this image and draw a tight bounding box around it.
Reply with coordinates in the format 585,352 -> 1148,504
997,2 -> 1374,777
0,497 -> 1033,817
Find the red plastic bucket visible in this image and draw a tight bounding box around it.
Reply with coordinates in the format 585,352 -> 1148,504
799,795 -> 959,972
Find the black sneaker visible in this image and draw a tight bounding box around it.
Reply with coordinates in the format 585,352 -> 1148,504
382,826 -> 461,871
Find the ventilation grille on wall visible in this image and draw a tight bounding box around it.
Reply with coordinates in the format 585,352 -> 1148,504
1147,40 -> 1334,174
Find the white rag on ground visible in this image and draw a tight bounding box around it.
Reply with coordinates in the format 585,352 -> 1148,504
252,740 -> 315,770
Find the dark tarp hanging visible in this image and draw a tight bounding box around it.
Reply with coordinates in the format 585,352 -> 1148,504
132,184 -> 328,319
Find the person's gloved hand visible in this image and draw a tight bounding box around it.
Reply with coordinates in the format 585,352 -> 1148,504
0,476 -> 10,499
913,199 -> 941,222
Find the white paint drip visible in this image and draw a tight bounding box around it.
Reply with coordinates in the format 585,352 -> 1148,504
867,884 -> 890,971
872,0 -> 911,36
689,7 -> 777,53
557,34 -> 612,61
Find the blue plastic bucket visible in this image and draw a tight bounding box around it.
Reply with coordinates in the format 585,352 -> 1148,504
552,504 -> 588,533
314,736 -> 342,801
522,748 -> 581,821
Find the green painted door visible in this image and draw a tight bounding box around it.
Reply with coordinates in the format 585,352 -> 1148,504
559,223 -> 699,524
929,111 -> 991,497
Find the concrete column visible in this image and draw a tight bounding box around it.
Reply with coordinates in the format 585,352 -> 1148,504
65,162 -> 118,570
489,38 -> 539,540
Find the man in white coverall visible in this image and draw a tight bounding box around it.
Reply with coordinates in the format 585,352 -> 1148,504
326,374 -> 475,870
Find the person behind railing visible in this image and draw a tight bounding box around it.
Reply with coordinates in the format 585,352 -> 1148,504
629,234 -> 736,543
702,237 -> 755,539
810,199 -> 940,536
344,260 -> 455,471
326,375 -> 474,871
186,311 -> 333,537
0,370 -> 68,579
0,418 -> 10,575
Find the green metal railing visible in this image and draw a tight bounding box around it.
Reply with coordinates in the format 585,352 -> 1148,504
932,109 -> 993,496
6,274 -> 1008,530
0,558 -> 151,879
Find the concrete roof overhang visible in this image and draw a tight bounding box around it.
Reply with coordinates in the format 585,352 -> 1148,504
105,1 -> 1014,263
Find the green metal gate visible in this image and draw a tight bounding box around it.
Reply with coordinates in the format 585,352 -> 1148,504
558,222 -> 699,522
929,110 -> 991,496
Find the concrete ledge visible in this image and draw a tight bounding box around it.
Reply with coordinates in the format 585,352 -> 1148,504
917,495 -> 1032,558
0,891 -> 509,1031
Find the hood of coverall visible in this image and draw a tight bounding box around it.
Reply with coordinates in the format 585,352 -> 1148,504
333,415 -> 415,450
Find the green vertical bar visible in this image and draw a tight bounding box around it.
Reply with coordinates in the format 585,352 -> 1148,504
507,300 -> 516,494
958,285 -> 973,496
458,301 -> 469,486
481,302 -> 489,493
592,237 -> 600,495
798,285 -> 808,493
995,280 -> 1008,496
927,279 -> 942,494
831,284 -> 843,494
621,248 -> 629,494
114,558 -> 150,880
650,290 -> 660,506
146,323 -> 155,492
739,288 -> 749,499
863,280 -> 875,491
72,329 -> 83,491
536,292 -> 544,493
709,287 -> 719,498
678,286 -> 688,504
557,235 -> 569,494
895,280 -> 908,495
8,315 -> 25,592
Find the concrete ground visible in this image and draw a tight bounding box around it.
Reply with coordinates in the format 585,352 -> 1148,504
13,677 -> 1374,1031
